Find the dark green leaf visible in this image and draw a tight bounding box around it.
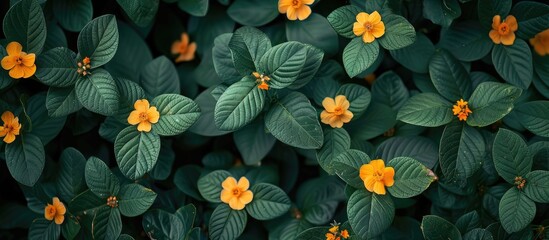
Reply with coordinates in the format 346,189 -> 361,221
214,78 -> 266,131
197,170 -> 231,202
378,14 -> 416,50
420,215 -> 462,240
491,39 -> 533,89
140,56 -> 180,98
333,149 -> 370,189
234,119 -> 276,165
258,41 -> 307,89
77,14 -> 119,68
46,87 -> 83,117
75,69 -> 120,116
376,136 -> 438,169
286,13 -> 339,56
85,156 -> 120,198
515,101 -> 549,137
53,0 -> 93,32
390,33 -> 434,73
56,147 -> 86,202
498,187 -> 535,233
3,0 -> 46,54
5,134 -> 45,187
348,189 -> 395,239
151,94 -> 200,136
177,0 -> 208,17
478,0 -> 511,28
247,183 -> 291,220
209,204 -> 247,240
116,0 -> 158,27
327,5 -> 362,38
397,93 -> 453,127
227,0 -> 278,27
423,0 -> 461,27
229,26 -> 271,76
492,129 -> 532,184
316,127 -> 351,175
467,82 -> 522,127
438,21 -> 493,61
114,126 -> 161,180
36,47 -> 79,87
342,38 -> 380,78
142,209 -> 185,240
28,218 -> 60,240
523,170 -> 549,203
371,71 -> 409,110
118,183 -> 157,217
387,157 -> 435,198
429,49 -> 472,101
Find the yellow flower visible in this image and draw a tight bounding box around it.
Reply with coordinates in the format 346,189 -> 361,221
325,224 -> 350,240
359,159 -> 395,195
278,0 -> 314,21
489,15 -> 518,45
452,99 -> 472,121
530,29 -> 549,56
44,197 -> 66,225
1,42 -> 36,79
353,11 -> 385,43
340,230 -> 350,238
320,95 -> 353,128
171,33 -> 197,63
253,72 -> 271,90
220,176 -> 254,210
0,111 -> 22,144
127,99 -> 160,132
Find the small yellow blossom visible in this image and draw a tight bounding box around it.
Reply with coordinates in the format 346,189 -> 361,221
530,29 -> 549,56
1,42 -> 36,79
353,11 -> 385,43
278,0 -> 314,21
489,15 -> 518,45
127,99 -> 160,132
320,95 -> 353,128
220,176 -> 254,210
452,99 -> 472,121
0,111 -> 22,144
44,197 -> 66,225
253,72 -> 271,90
325,222 -> 350,240
171,33 -> 197,63
359,159 -> 395,195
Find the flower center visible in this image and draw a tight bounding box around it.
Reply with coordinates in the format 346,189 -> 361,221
364,22 -> 373,31
107,196 -> 118,208
232,188 -> 241,197
48,207 -> 56,215
77,57 -> 92,76
292,0 -> 301,7
498,23 -> 509,35
16,57 -> 23,65
253,72 -> 270,90
374,169 -> 384,181
139,112 -> 148,121
333,106 -> 344,116
514,176 -> 526,190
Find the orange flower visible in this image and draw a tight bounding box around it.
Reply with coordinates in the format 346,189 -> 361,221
171,33 -> 197,63
359,159 -> 395,195
325,223 -> 350,240
1,42 -> 36,79
353,11 -> 385,43
77,57 -> 91,76
127,99 -> 160,132
340,230 -> 349,238
0,111 -> 21,144
253,72 -> 271,90
220,176 -> 254,210
44,197 -> 66,225
452,99 -> 472,121
320,95 -> 353,128
489,15 -> 518,45
278,0 -> 314,21
530,29 -> 549,56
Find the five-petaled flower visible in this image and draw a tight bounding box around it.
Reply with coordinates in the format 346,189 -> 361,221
44,197 -> 66,225
353,11 -> 385,43
0,111 -> 22,144
530,29 -> 549,56
127,99 -> 160,132
253,72 -> 271,90
171,33 -> 197,63
220,176 -> 254,210
452,99 -> 472,121
1,41 -> 36,79
325,222 -> 350,240
359,159 -> 395,195
489,15 -> 518,45
278,0 -> 314,21
320,95 -> 353,128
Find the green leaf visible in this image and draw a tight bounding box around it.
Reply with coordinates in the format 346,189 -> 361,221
478,0 -> 511,28
85,156 -> 120,198
376,136 -> 438,169
467,82 -> 522,127
175,204 -> 196,233
227,0 -> 278,27
44,22 -> 68,51
438,21 -> 493,61
118,183 -> 157,217
3,0 -> 46,54
333,149 -> 370,189
387,157 -> 435,198
429,49 -> 472,101
265,91 -> 323,149
151,94 -> 200,136
75,69 -> 120,116
455,211 -> 481,234
69,189 -> 105,215
91,206 -> 122,240
28,218 -> 60,240
188,5 -> 235,56
246,183 -> 291,220
423,0 -> 461,27
337,83 -> 372,116
327,5 -> 362,38
36,47 -> 79,87
56,147 -> 86,202
439,123 -> 485,184
0,47 -> 11,90
234,119 -> 276,165
113,77 -> 145,121
118,234 -> 135,240
212,33 -> 241,84
46,87 -> 83,117
287,45 -> 324,89
512,2 -> 549,39
53,0 -> 93,32
420,215 -> 462,240
142,209 -> 185,240
26,93 -> 66,144
116,0 -> 158,27
189,87 -> 232,136
209,204 -> 247,240
493,129 -> 532,184
140,56 -> 180,98
296,177 -> 346,225
286,13 -> 339,56
174,165 -> 204,201
515,101 -> 549,137
177,0 -> 208,17
229,26 -> 271,76
498,187 -> 536,233
214,78 -> 266,131
348,189 -> 395,239
77,14 -> 119,68
389,32 -> 434,74
114,126 -> 161,180
342,38 -> 380,78
295,226 -> 334,240
397,93 -> 453,127
523,170 -> 549,203
378,14 -> 416,50
149,139 -> 175,180
491,39 -> 533,89
5,134 -> 45,187
345,103 -> 396,140
463,229 -> 494,240
105,22 -> 152,81
258,41 -> 307,89
316,127 -> 351,175
61,213 -> 81,240
197,170 -> 231,202
371,71 -> 409,111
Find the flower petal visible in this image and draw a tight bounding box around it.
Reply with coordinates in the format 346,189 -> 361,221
127,111 -> 141,125
362,31 -> 375,43
9,65 -> 25,79
21,53 -> 35,67
296,5 -> 312,20
181,33 -> 189,48
22,64 -> 36,78
134,99 -> 150,111
322,97 -> 336,112
171,41 -> 182,55
500,32 -> 515,45
334,95 -> 347,108
6,42 -> 22,56
364,176 -> 376,192
4,133 -> 15,143
340,111 -> 353,123
303,0 -> 314,4
147,107 -> 160,123
278,0 -> 291,13
237,177 -> 250,191
383,167 -> 395,187
320,111 -> 333,124
220,189 -> 233,203
359,164 -> 374,180
369,159 -> 385,171
1,111 -> 15,123
505,15 -> 518,31
53,198 -> 67,215
1,55 -> 16,70
492,15 -> 501,29
222,177 -> 237,190
373,181 -> 386,195
54,214 -> 64,225
489,30 -> 501,44
137,121 -> 152,132
367,11 -> 382,24
239,190 -> 253,204
44,205 -> 55,220
372,22 -> 385,38
356,12 -> 369,23
353,22 -> 366,36
229,197 -> 245,210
